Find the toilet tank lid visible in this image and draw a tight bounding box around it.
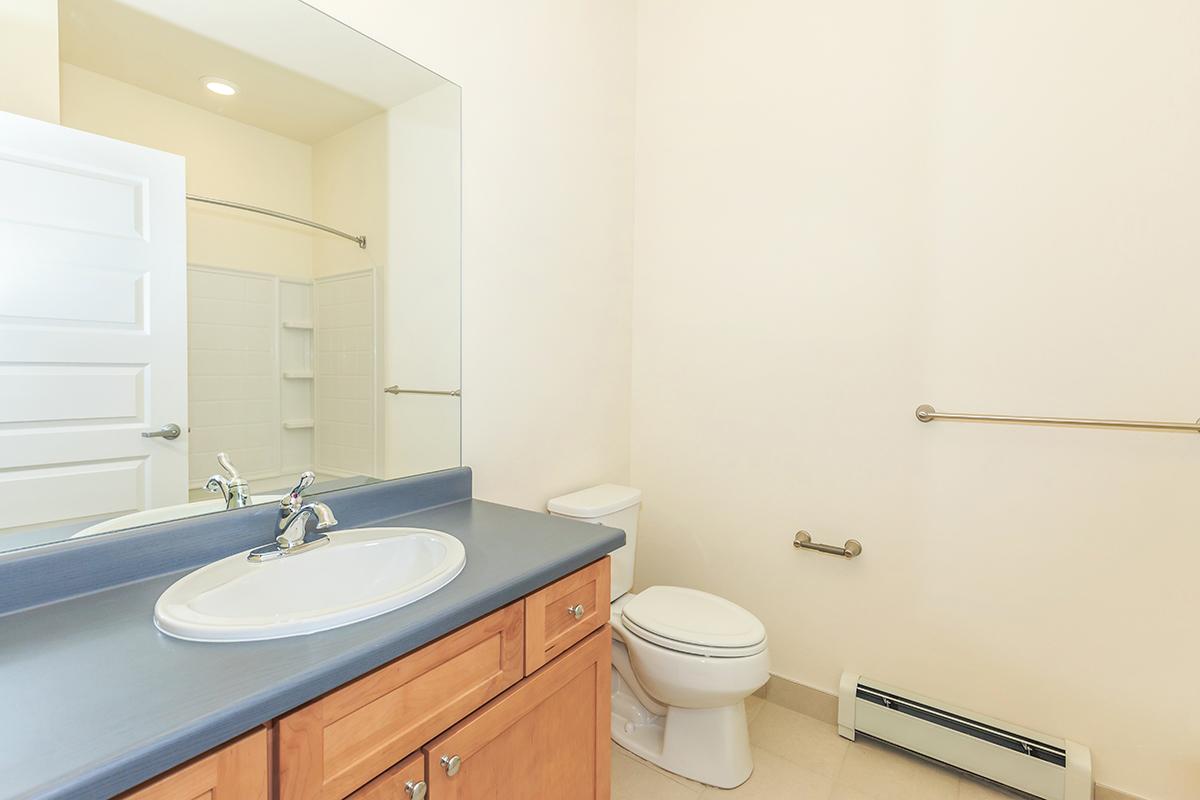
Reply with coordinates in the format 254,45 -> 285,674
547,484 -> 641,518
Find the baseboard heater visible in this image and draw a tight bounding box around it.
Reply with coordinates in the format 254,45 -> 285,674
838,672 -> 1092,800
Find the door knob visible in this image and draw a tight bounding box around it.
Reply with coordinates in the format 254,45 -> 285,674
405,779 -> 427,799
567,603 -> 585,621
440,754 -> 462,777
141,423 -> 182,440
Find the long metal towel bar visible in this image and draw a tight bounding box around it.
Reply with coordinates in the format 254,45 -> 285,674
915,404 -> 1200,433
384,386 -> 461,397
186,193 -> 366,249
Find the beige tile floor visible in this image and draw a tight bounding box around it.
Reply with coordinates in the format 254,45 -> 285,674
612,696 -> 1026,800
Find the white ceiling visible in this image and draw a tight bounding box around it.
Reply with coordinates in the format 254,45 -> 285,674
58,0 -> 449,144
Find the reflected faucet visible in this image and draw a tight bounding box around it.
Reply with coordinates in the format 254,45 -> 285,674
204,453 -> 251,509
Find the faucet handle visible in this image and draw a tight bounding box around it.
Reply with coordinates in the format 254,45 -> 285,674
215,452 -> 241,480
204,474 -> 232,504
282,470 -> 317,512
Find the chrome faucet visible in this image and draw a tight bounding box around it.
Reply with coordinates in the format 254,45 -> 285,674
248,471 -> 338,562
277,501 -> 338,550
204,453 -> 251,509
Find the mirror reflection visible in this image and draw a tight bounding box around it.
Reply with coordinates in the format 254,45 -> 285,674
0,0 -> 461,551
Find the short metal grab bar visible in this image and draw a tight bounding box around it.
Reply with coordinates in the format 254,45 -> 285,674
915,404 -> 1200,433
383,386 -> 461,397
793,530 -> 862,559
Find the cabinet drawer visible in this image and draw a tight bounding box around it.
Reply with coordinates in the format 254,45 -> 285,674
424,627 -> 611,800
524,557 -> 610,674
120,728 -> 268,800
278,602 -> 524,800
345,752 -> 426,800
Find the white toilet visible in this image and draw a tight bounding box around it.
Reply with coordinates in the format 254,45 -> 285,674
548,484 -> 769,789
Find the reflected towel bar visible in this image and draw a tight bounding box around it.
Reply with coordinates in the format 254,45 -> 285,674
384,386 -> 461,397
187,193 -> 366,249
915,404 -> 1200,433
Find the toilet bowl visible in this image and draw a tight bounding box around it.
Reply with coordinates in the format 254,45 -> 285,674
548,485 -> 769,789
610,588 -> 769,787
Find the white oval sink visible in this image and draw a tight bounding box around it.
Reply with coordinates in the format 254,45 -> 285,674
154,527 -> 466,642
72,495 -> 286,538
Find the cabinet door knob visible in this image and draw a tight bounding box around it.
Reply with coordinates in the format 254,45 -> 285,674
567,603 -> 585,621
440,754 -> 462,777
405,779 -> 428,799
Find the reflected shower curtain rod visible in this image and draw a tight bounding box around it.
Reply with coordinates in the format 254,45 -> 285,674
186,193 -> 367,249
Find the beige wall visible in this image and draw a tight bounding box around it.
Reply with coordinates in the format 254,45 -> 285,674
311,87 -> 464,480
312,112 -> 388,279
632,2 -> 1200,799
384,85 -> 462,478
60,64 -> 314,280
0,0 -> 58,123
308,0 -> 637,509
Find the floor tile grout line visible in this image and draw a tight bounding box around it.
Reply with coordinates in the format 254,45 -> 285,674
827,740 -> 852,787
618,698 -> 993,800
612,748 -> 703,798
614,744 -> 705,794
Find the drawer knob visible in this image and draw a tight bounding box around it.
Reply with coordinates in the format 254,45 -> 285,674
405,779 -> 428,799
440,754 -> 462,777
567,603 -> 585,621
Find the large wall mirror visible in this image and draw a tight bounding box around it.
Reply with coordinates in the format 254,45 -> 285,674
0,0 -> 461,552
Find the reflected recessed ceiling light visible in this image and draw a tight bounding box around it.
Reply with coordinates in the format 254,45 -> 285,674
202,77 -> 239,96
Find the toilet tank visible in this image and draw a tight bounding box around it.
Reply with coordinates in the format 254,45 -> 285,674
547,484 -> 641,601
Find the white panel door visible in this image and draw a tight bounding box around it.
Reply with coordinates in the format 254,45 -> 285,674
0,110 -> 188,531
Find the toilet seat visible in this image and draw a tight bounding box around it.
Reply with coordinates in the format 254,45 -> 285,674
621,586 -> 767,658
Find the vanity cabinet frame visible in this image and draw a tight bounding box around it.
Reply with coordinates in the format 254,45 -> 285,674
118,728 -> 269,800
118,558 -> 611,800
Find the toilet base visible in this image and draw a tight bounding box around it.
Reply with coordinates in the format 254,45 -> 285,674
611,666 -> 754,789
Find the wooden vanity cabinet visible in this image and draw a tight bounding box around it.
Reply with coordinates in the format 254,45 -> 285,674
277,602 -> 524,800
124,558 -> 611,800
423,627 -> 611,800
119,728 -> 268,800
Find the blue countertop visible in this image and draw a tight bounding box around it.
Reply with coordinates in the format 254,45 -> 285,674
0,493 -> 623,799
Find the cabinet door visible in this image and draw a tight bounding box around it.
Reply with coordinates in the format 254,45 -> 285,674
120,728 -> 268,800
524,557 -> 610,674
345,752 -> 426,800
278,602 -> 524,800
424,627 -> 611,800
